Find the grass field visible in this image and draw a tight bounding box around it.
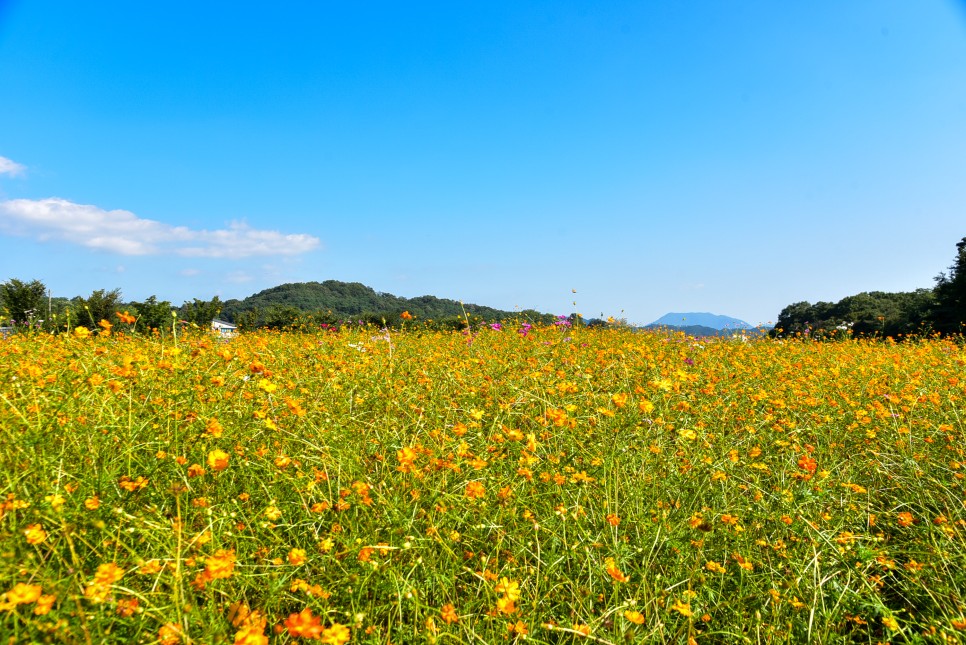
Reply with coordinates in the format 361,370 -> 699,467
1,323 -> 964,644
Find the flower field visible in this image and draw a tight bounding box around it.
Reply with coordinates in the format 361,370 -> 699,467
1,324 -> 965,644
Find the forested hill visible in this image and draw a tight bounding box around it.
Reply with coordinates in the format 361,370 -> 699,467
218,280 -> 551,326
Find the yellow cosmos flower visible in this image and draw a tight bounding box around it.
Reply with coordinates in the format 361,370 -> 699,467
495,577 -> 521,601
6,582 -> 43,605
670,599 -> 693,617
23,523 -> 46,545
623,610 -> 645,624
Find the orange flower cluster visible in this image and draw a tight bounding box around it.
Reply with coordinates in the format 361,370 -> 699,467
284,607 -> 351,643
0,583 -> 55,614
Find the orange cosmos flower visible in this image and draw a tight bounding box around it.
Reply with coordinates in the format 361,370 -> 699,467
797,454 -> 817,474
6,583 -> 43,605
204,549 -> 236,580
84,562 -> 125,603
897,511 -> 915,527
116,597 -> 139,617
234,610 -> 268,645
321,623 -> 351,644
440,603 -> 459,624
116,311 -> 136,324
288,548 -> 307,566
208,449 -> 230,471
623,610 -> 645,624
670,599 -> 693,617
638,400 -> 655,414
205,418 -> 224,437
397,446 -> 417,472
495,596 -> 517,615
158,623 -> 182,644
33,594 -> 55,615
118,475 -> 149,491
92,562 -> 125,585
464,481 -> 486,500
285,607 -> 324,639
400,311 -> 413,320
24,523 -> 46,545
605,557 -> 630,583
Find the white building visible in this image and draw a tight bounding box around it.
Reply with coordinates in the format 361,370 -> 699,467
211,319 -> 237,338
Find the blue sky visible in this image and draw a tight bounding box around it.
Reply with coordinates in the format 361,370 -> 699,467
1,1 -> 965,325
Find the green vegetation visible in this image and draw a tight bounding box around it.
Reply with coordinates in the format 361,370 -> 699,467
1,280 -> 556,335
772,235 -> 966,339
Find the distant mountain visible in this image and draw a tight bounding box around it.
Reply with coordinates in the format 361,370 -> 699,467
649,312 -> 753,330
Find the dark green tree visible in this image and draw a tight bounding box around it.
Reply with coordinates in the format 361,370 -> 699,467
233,307 -> 261,331
128,296 -> 175,332
262,304 -> 301,330
932,237 -> 966,334
179,296 -> 223,327
73,289 -> 123,329
1,278 -> 48,326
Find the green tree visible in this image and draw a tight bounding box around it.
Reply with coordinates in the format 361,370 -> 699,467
128,296 -> 174,332
233,307 -> 261,331
179,296 -> 223,327
772,301 -> 835,338
74,289 -> 123,329
1,278 -> 48,327
932,236 -> 966,334
262,304 -> 301,330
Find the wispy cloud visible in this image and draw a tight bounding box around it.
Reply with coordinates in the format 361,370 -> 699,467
0,156 -> 26,177
226,270 -> 254,283
0,197 -> 321,258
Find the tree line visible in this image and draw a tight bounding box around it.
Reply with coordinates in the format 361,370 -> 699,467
0,279 -> 559,335
771,236 -> 966,339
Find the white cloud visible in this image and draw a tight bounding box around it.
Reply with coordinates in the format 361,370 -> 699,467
226,270 -> 254,283
0,197 -> 321,258
0,156 -> 26,177
179,268 -> 202,277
